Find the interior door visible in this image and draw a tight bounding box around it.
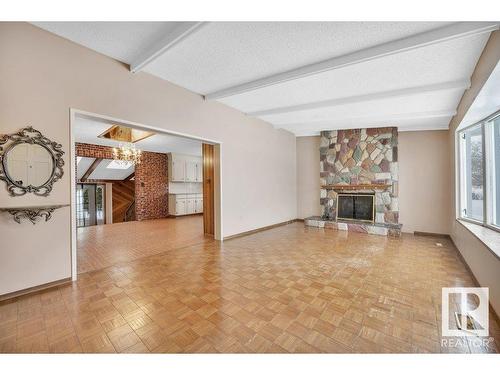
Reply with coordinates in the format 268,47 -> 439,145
202,144 -> 215,236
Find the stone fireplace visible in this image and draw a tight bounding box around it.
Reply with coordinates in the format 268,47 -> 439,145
305,127 -> 402,236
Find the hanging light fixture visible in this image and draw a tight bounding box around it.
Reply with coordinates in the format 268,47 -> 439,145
112,142 -> 142,165
98,124 -> 153,166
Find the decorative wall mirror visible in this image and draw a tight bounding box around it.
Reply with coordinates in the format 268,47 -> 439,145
0,127 -> 64,196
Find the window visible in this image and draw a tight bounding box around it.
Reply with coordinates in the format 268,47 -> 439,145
486,115 -> 500,226
106,160 -> 133,170
460,124 -> 484,221
458,111 -> 500,230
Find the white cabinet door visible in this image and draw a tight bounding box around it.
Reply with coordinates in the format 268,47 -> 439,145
186,198 -> 195,214
175,199 -> 186,215
195,161 -> 203,182
172,159 -> 185,182
195,199 -> 203,213
185,161 -> 197,182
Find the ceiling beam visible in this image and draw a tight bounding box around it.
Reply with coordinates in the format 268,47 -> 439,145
248,80 -> 470,117
294,121 -> 451,137
290,121 -> 449,137
205,22 -> 498,100
80,158 -> 103,182
274,109 -> 457,130
130,22 -> 207,73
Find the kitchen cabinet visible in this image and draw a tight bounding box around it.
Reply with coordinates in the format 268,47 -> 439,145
195,161 -> 203,182
171,157 -> 186,182
175,198 -> 186,215
186,197 -> 195,214
169,194 -> 203,216
186,161 -> 197,182
168,153 -> 202,183
195,198 -> 203,213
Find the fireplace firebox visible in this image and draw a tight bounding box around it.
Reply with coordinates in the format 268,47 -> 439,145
336,193 -> 375,223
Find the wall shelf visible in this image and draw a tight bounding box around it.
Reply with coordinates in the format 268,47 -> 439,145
0,204 -> 69,224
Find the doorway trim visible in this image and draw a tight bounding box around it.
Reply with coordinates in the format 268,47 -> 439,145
69,108 -> 223,281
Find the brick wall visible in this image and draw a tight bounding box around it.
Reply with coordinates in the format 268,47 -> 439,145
135,152 -> 168,221
75,143 -> 169,221
75,142 -> 114,159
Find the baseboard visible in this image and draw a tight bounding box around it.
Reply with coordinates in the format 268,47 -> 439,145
413,231 -> 451,238
170,213 -> 203,218
223,219 -> 300,241
0,277 -> 72,303
448,236 -> 500,326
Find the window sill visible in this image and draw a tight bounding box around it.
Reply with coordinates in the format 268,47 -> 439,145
456,219 -> 500,260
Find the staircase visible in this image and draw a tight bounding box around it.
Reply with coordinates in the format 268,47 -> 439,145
124,200 -> 136,222
112,180 -> 135,223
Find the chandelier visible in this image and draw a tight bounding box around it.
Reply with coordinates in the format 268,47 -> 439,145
112,143 -> 142,165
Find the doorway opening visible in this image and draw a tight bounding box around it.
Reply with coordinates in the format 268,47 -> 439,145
76,183 -> 106,227
70,109 -> 222,278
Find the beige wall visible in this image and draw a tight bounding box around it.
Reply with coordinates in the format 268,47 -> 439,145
296,131 -> 452,234
399,130 -> 451,234
447,31 -> 500,315
0,23 -> 297,295
296,136 -> 321,219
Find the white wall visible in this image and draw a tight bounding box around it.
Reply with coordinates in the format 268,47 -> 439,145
0,22 -> 297,295
451,221 -> 500,314
447,31 -> 500,316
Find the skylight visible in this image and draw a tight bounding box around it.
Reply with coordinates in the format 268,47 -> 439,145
106,160 -> 133,170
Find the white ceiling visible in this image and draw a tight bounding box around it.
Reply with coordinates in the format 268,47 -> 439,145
76,157 -> 95,180
32,22 -> 182,64
74,116 -> 202,156
77,157 -> 135,181
143,22 -> 451,94
33,22 -> 499,136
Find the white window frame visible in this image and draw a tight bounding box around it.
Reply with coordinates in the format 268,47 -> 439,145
457,109 -> 500,233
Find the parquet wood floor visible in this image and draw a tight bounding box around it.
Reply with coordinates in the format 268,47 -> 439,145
1,222 -> 499,353
77,215 -> 208,273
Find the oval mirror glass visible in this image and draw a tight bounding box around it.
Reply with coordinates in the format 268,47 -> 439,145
4,143 -> 54,187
